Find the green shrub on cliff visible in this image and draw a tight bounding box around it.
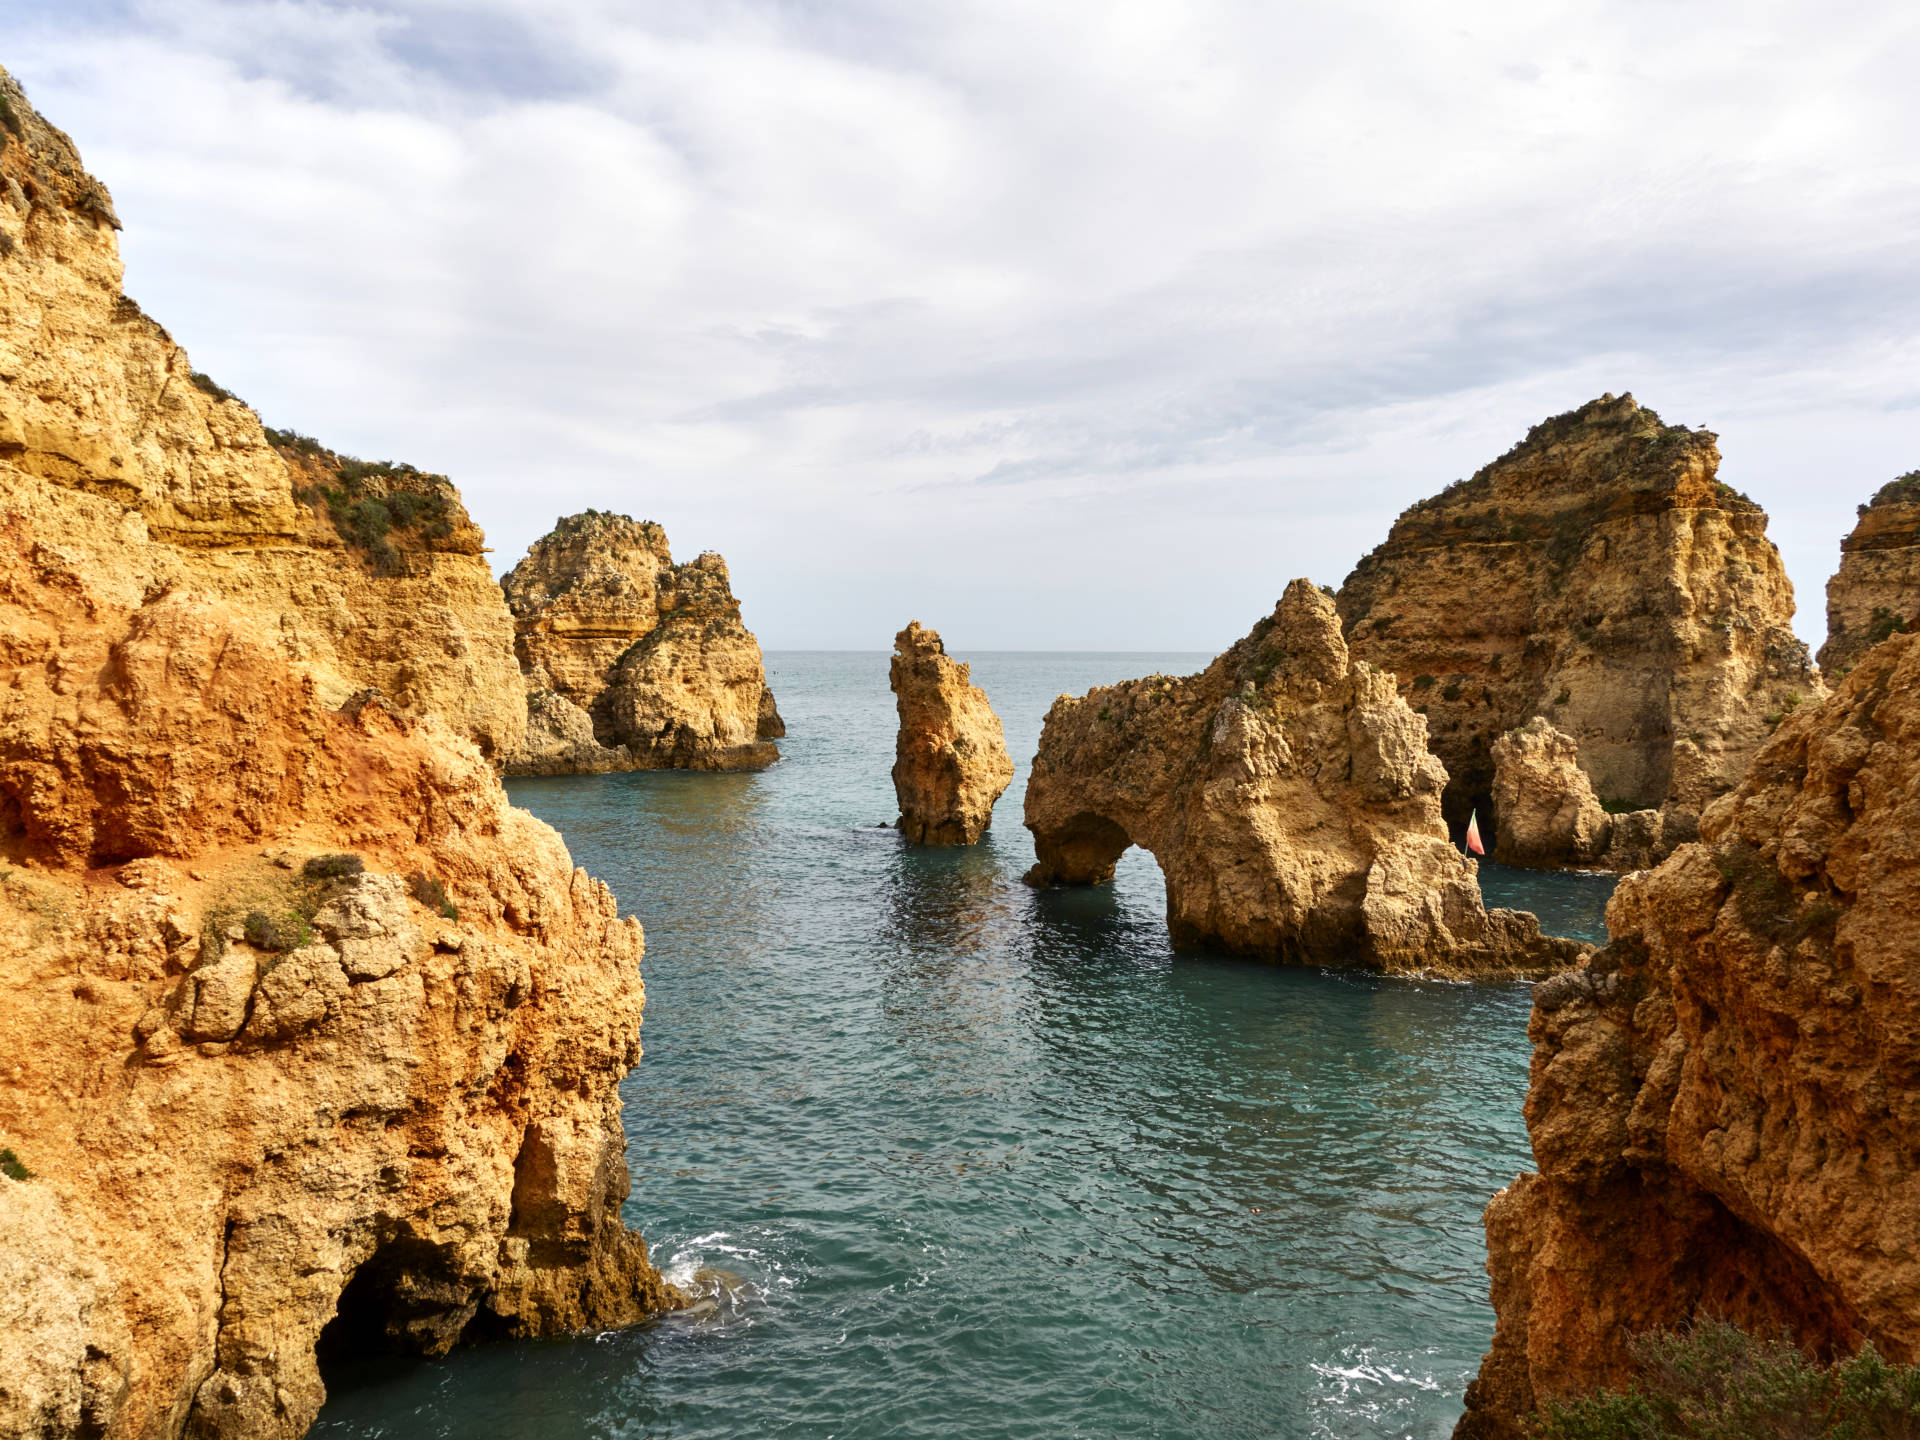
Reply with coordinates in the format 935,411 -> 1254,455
1532,1320 -> 1920,1439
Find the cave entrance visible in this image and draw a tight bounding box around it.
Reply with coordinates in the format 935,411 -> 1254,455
315,1237 -> 472,1395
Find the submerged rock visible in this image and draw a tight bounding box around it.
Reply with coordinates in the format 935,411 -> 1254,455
1457,630 -> 1920,1436
0,67 -> 677,1440
889,621 -> 1015,845
1024,581 -> 1585,976
1338,394 -> 1820,867
502,515 -> 782,773
1819,470 -> 1920,676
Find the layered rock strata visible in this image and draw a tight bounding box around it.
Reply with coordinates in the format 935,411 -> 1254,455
0,69 -> 676,1440
1024,581 -> 1586,976
890,621 -> 1015,845
1456,631 -> 1920,1436
1338,394 -> 1820,868
0,68 -> 525,760
1819,471 -> 1920,676
501,513 -> 782,773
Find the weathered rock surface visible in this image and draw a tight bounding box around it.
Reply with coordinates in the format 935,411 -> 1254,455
0,69 -> 676,1440
0,68 -> 525,760
1456,631 -> 1920,1436
501,514 -> 782,773
1339,394 -> 1820,867
1819,471 -> 1920,676
1489,718 -> 1614,869
1024,581 -> 1587,975
889,622 -> 1015,845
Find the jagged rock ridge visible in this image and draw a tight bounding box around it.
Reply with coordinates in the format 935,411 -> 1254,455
1819,471 -> 1920,676
1338,394 -> 1820,869
1456,631 -> 1920,1436
501,512 -> 783,774
0,67 -> 677,1440
890,621 -> 1015,845
1024,581 -> 1587,976
0,69 -> 525,760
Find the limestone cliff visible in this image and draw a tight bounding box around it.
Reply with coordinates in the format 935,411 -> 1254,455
1456,631 -> 1920,1436
0,68 -> 676,1440
1819,471 -> 1920,676
0,68 -> 525,760
1024,581 -> 1586,976
890,622 -> 1015,845
1338,394 -> 1820,866
501,513 -> 782,773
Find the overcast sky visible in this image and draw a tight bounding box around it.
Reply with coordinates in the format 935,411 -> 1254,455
10,0 -> 1919,650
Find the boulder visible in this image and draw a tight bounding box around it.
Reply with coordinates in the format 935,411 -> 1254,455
1489,718 -> 1612,868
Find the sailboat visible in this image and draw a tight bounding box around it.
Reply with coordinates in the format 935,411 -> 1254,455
1465,808 -> 1485,856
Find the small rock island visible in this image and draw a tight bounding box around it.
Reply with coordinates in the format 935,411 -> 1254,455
890,622 -> 1015,845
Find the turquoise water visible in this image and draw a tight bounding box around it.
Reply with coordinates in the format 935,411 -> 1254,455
312,652 -> 1616,1440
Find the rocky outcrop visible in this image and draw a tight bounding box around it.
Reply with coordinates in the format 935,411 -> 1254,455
1489,719 -> 1614,869
0,69 -> 676,1440
1024,581 -> 1586,976
890,622 -> 1015,845
1456,630 -> 1920,1437
1819,471 -> 1920,676
1338,394 -> 1820,869
0,68 -> 525,760
501,513 -> 782,773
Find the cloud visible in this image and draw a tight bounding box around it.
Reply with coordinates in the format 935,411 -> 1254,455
7,0 -> 1919,648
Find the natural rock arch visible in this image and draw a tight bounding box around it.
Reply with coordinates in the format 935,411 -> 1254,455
1024,582 -> 1584,976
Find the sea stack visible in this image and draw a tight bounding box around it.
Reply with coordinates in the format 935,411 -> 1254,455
1023,580 -> 1586,976
1338,394 -> 1820,870
1457,629 -> 1920,1436
1819,471 -> 1920,676
1488,718 -> 1613,869
890,621 -> 1015,845
0,66 -> 676,1440
501,512 -> 783,773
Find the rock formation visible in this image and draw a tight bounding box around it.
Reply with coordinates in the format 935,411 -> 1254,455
1819,471 -> 1920,676
1456,630 -> 1920,1437
1024,581 -> 1587,976
0,69 -> 525,761
1338,394 -> 1820,870
0,68 -> 677,1440
890,622 -> 1015,845
1488,718 -> 1613,869
501,513 -> 783,773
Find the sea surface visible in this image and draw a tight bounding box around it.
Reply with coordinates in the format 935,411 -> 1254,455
313,651 -> 1616,1440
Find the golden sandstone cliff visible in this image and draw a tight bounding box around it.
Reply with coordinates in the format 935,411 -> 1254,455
1339,395 -> 1821,872
0,70 -> 525,763
501,512 -> 783,774
1024,581 -> 1586,975
890,622 -> 1014,845
0,70 -> 676,1439
1456,630 -> 1920,1436
1820,472 -> 1920,677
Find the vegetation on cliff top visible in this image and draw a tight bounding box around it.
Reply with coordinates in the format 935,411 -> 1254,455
268,428 -> 458,574
1865,470 -> 1920,512
1533,1320 -> 1920,1439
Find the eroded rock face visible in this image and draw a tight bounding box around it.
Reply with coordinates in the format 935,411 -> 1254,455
1338,394 -> 1820,859
1819,471 -> 1920,676
1456,632 -> 1920,1437
1489,719 -> 1613,869
890,622 -> 1015,845
1024,581 -> 1586,975
0,501 -> 678,1440
0,70 -> 675,1440
501,515 -> 782,773
0,69 -> 525,761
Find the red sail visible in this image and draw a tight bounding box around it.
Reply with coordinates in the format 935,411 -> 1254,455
1465,809 -> 1485,856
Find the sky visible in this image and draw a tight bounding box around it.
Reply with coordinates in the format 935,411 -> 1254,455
7,0 -> 1919,651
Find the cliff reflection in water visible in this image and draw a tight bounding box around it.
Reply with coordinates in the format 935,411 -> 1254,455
315,651 -> 1616,1440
